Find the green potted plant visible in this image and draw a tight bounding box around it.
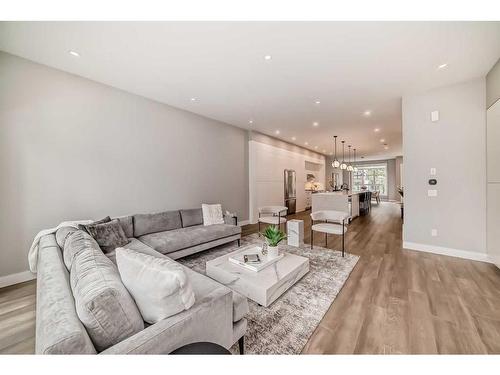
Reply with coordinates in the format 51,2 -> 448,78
262,225 -> 287,258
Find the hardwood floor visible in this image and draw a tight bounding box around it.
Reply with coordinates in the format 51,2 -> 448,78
2,202 -> 500,354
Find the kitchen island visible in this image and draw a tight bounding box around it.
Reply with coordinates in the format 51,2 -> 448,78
311,191 -> 371,221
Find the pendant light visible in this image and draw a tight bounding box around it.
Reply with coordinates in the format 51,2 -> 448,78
331,136 -> 340,168
347,145 -> 354,171
340,141 -> 347,170
353,148 -> 358,172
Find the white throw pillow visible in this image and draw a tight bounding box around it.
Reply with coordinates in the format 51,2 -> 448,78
115,247 -> 195,324
202,203 -> 224,226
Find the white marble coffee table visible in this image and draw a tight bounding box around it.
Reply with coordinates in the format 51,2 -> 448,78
206,245 -> 309,307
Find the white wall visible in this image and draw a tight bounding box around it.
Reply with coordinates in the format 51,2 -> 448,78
487,58 -> 500,108
249,139 -> 325,223
402,78 -> 487,260
0,51 -> 249,279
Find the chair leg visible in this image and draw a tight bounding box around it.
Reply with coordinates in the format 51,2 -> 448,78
311,229 -> 313,249
237,239 -> 240,247
342,221 -> 345,257
325,233 -> 327,247
238,336 -> 244,355
258,221 -> 261,236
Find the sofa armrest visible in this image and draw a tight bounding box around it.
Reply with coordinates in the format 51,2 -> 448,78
36,236 -> 96,354
223,213 -> 238,226
100,286 -> 233,354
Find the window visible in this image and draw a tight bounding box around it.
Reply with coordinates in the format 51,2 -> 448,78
352,164 -> 388,196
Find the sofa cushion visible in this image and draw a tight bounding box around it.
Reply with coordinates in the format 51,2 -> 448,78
180,208 -> 203,228
138,224 -> 241,255
106,238 -> 158,264
63,230 -> 96,270
115,215 -> 134,238
84,219 -> 130,253
116,248 -> 196,324
55,226 -> 79,248
133,210 -> 182,237
69,234 -> 144,351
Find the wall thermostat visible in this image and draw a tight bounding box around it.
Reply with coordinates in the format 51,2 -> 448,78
428,179 -> 437,185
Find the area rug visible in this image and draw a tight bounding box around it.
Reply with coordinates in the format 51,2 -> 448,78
177,233 -> 359,354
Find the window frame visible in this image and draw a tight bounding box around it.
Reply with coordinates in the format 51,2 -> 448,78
352,163 -> 388,197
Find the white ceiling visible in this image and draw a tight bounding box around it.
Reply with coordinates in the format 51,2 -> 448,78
1,22 -> 500,160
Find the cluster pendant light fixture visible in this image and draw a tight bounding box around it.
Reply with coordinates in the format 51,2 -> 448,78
340,141 -> 347,170
347,145 -> 354,172
332,137 -> 358,172
331,136 -> 340,168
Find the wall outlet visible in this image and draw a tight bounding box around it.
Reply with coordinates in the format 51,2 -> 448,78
431,229 -> 438,237
431,110 -> 439,122
428,189 -> 438,197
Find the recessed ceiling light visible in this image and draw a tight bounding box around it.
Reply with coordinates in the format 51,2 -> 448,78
322,149 -> 326,153
264,55 -> 272,61
438,63 -> 448,69
190,97 -> 197,102
292,136 -> 296,141
305,142 -> 309,146
315,100 -> 321,105
380,138 -> 385,143
313,122 -> 319,127
363,110 -> 372,116
248,120 -> 253,124
374,128 -> 380,132
314,146 -> 318,149
384,146 -> 389,150
275,130 -> 280,135
68,50 -> 80,57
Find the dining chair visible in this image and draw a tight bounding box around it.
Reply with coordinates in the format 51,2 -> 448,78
258,206 -> 288,235
310,210 -> 348,257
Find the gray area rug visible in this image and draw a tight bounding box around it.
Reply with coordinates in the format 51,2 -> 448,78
177,233 -> 359,354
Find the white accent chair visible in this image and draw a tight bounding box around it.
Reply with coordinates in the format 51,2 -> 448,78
310,210 -> 348,257
258,206 -> 288,235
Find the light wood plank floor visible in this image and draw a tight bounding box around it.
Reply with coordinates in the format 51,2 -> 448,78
2,202 -> 500,354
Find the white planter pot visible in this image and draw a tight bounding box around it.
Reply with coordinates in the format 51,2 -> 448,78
267,246 -> 279,258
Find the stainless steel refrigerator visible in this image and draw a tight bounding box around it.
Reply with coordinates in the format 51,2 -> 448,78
284,169 -> 296,214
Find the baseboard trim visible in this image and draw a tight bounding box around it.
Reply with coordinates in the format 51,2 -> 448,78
0,270 -> 36,289
403,241 -> 491,263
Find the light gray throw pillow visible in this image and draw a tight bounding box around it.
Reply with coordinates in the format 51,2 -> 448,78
69,236 -> 144,351
116,247 -> 195,324
202,204 -> 224,226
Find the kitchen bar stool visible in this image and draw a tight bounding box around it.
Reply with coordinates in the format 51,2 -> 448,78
310,210 -> 348,257
258,206 -> 288,235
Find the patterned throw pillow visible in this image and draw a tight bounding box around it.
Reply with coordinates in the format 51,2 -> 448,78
202,203 -> 225,226
78,216 -> 111,233
84,219 -> 130,253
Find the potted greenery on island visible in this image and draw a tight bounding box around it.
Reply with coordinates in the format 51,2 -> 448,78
262,225 -> 287,258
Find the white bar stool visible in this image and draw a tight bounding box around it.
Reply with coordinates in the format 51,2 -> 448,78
310,210 -> 348,257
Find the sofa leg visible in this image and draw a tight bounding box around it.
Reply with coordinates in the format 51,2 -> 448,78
238,336 -> 244,355
237,239 -> 241,247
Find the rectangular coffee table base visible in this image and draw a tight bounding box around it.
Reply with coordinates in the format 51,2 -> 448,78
206,246 -> 309,307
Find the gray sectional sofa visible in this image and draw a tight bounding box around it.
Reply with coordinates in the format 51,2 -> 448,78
35,208 -> 248,354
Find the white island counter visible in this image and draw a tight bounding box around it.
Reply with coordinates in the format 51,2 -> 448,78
311,191 -> 370,221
